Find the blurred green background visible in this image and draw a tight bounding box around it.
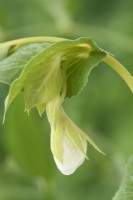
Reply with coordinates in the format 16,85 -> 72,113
0,0 -> 133,199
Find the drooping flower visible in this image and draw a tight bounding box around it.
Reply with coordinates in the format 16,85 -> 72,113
46,95 -> 104,175
2,36 -> 133,175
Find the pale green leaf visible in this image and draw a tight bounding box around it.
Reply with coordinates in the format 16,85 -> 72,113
24,55 -> 63,110
0,42 -> 51,84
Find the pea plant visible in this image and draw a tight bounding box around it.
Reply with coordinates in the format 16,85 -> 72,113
0,37 -> 133,199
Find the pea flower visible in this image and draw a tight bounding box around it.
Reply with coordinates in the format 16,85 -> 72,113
46,94 -> 104,175
1,37 -> 133,175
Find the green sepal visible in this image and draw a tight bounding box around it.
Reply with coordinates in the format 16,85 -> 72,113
37,103 -> 46,116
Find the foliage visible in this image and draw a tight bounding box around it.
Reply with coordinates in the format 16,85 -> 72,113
0,0 -> 133,199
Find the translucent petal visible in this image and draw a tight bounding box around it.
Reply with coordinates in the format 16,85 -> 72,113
54,132 -> 87,175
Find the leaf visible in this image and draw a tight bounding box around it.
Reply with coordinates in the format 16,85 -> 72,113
4,38 -> 102,116
66,50 -> 106,97
112,155 -> 133,200
24,55 -> 63,110
0,42 -> 51,84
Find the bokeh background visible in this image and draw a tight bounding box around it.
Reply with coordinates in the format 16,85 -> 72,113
0,0 -> 133,199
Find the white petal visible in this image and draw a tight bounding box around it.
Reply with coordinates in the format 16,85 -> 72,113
54,132 -> 87,175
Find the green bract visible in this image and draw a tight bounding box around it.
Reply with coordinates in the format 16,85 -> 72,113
0,36 -> 133,175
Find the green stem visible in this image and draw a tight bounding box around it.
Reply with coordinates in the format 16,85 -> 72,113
0,36 -> 67,47
103,54 -> 133,93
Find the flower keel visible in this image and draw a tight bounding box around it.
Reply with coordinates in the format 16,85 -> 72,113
54,132 -> 87,175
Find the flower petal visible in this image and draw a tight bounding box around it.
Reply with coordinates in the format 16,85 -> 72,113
54,131 -> 87,175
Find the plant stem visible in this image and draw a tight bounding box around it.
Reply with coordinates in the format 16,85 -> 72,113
103,54 -> 133,93
0,36 -> 67,47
